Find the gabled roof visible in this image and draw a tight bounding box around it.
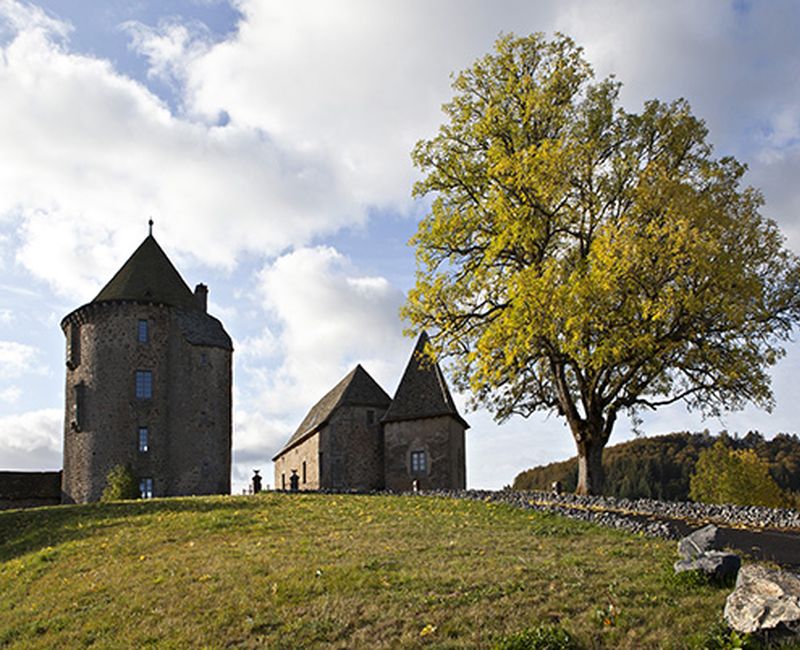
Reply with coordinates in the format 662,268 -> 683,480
93,235 -> 199,310
272,364 -> 391,460
382,332 -> 469,428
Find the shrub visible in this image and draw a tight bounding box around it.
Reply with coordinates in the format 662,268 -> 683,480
494,624 -> 578,650
689,620 -> 757,649
690,441 -> 784,508
101,464 -> 139,501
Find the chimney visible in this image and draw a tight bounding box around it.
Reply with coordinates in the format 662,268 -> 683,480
194,283 -> 208,312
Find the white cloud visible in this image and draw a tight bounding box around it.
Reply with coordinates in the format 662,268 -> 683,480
0,407 -> 62,470
0,308 -> 13,324
0,0 -> 69,40
122,18 -> 211,90
247,246 -> 407,417
3,0 -> 799,303
0,385 -> 21,404
0,2 -> 369,299
0,340 -> 39,378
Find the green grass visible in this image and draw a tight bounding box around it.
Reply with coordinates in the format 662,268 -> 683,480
0,493 -> 737,648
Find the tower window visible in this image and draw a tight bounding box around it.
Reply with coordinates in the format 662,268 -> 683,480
366,409 -> 375,424
302,461 -> 307,484
138,426 -> 149,452
137,319 -> 149,343
410,450 -> 427,475
72,381 -> 86,431
67,323 -> 81,369
139,477 -> 153,499
135,370 -> 153,399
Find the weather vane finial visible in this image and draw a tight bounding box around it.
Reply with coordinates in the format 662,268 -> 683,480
148,218 -> 154,236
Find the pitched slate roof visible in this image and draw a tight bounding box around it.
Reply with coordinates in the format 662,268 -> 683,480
93,235 -> 199,310
272,364 -> 391,460
382,332 -> 469,428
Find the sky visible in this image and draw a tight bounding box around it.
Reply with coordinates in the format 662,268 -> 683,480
1,0 -> 800,493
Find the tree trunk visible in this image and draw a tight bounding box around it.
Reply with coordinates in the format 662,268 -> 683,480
576,435 -> 605,496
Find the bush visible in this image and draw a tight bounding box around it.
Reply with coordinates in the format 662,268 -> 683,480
690,441 -> 785,508
101,465 -> 139,501
494,624 -> 578,650
689,620 -> 757,649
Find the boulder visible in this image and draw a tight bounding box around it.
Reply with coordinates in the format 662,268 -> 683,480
678,524 -> 721,560
724,564 -> 800,634
674,551 -> 741,581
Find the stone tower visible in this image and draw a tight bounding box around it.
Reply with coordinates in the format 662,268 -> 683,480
60,231 -> 233,503
382,332 -> 468,491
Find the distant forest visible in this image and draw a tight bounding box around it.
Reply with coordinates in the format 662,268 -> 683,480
512,432 -> 800,501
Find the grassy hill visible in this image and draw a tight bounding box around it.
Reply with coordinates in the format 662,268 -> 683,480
0,493 -> 737,648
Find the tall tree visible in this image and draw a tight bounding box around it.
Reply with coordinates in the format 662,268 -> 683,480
403,33 -> 800,494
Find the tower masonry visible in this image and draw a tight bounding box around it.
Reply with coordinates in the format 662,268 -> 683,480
61,232 -> 233,503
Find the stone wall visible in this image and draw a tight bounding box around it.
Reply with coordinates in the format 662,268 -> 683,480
325,405 -> 385,490
62,301 -> 231,503
273,405 -> 386,491
167,334 -> 232,496
0,471 -> 62,510
273,431 -> 320,490
383,415 -> 466,492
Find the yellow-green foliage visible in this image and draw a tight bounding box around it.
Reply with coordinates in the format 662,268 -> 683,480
689,441 -> 785,508
0,494 -> 733,649
100,464 -> 139,502
404,32 -> 800,495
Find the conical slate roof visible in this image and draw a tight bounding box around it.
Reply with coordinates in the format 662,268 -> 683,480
382,332 -> 469,427
273,364 -> 391,459
93,235 -> 199,310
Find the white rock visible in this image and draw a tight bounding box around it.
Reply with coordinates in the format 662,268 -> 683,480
724,564 -> 800,634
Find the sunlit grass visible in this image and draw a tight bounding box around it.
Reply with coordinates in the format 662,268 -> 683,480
0,493 -> 731,648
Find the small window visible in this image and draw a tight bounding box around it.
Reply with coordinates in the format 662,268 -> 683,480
72,381 -> 86,431
366,409 -> 375,424
281,473 -> 286,490
302,461 -> 307,484
67,323 -> 81,369
137,319 -> 149,343
135,370 -> 152,399
139,477 -> 153,499
138,426 -> 149,452
410,450 -> 427,475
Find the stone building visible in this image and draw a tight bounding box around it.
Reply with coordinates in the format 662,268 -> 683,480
273,332 -> 468,491
60,229 -> 233,503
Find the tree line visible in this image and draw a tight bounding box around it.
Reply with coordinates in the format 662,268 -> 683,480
512,431 -> 800,504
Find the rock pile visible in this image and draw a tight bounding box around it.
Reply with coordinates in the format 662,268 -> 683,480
416,489 -> 800,538
673,525 -> 740,581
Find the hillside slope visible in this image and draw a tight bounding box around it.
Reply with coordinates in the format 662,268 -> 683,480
513,432 -> 800,500
1,493 -> 732,648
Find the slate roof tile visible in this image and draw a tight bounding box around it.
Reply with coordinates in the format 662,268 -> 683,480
273,364 -> 391,459
93,235 -> 199,311
382,331 -> 469,428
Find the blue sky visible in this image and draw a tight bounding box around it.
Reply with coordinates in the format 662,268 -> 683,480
1,0 -> 800,492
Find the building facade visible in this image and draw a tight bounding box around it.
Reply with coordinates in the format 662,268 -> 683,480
61,232 -> 233,503
273,332 -> 468,491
